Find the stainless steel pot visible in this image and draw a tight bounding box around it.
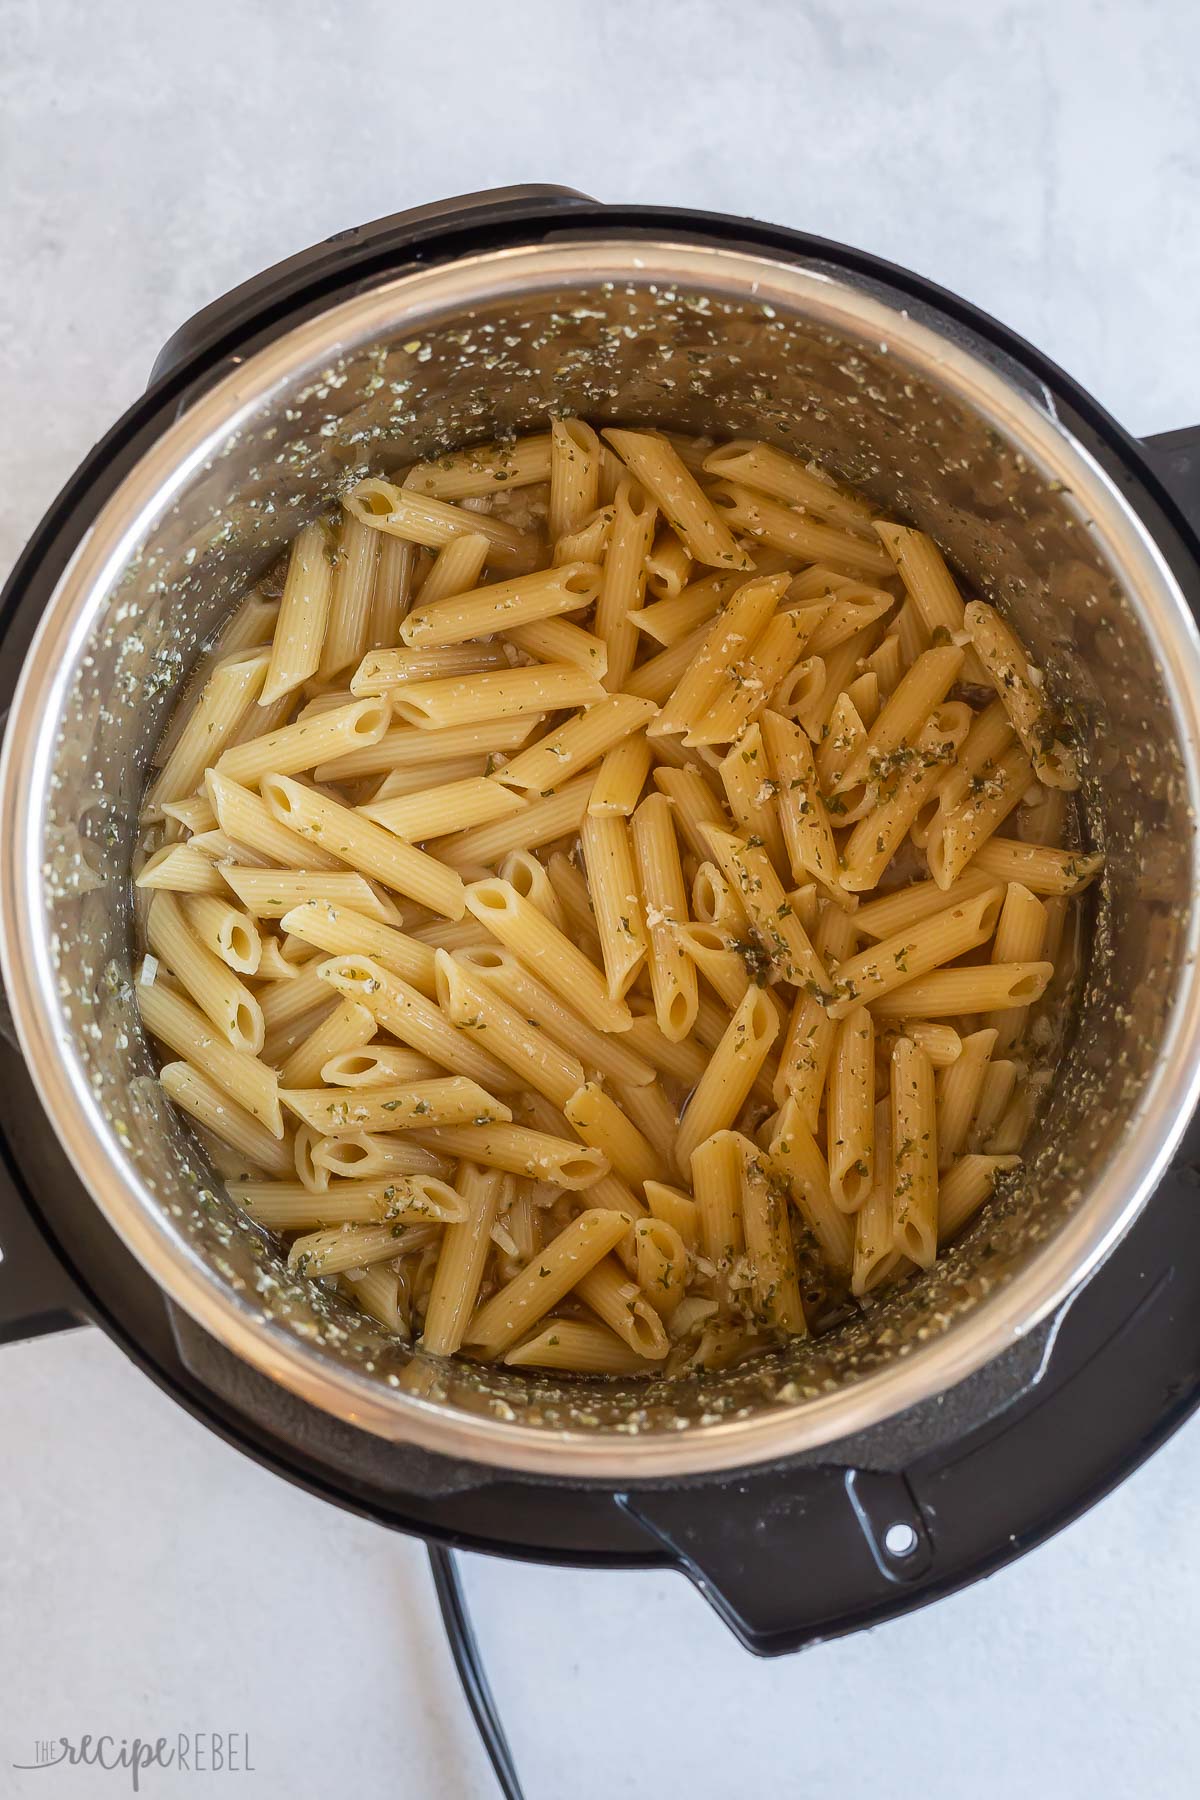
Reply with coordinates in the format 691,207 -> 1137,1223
4,192 -> 1199,1480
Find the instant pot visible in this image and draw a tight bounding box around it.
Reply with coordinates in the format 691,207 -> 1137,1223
3,186 -> 1200,1674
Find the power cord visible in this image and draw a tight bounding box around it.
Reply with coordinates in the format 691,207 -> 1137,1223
427,1542 -> 526,1800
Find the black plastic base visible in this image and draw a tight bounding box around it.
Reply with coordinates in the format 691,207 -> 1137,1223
4,191 -> 1200,1656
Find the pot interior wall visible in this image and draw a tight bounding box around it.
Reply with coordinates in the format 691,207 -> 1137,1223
36,254 -> 1192,1441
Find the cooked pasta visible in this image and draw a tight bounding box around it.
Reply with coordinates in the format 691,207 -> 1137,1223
137,412 -> 1095,1373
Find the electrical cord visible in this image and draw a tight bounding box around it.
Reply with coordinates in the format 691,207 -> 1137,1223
427,1542 -> 526,1800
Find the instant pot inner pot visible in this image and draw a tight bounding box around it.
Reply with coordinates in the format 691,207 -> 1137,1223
44,264 -> 1189,1438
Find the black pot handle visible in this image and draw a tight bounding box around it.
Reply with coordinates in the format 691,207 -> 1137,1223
150,183 -> 596,392
0,1149 -> 87,1346
1140,425 -> 1200,536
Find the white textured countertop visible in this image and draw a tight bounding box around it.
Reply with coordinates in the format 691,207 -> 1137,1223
3,2 -> 1199,1793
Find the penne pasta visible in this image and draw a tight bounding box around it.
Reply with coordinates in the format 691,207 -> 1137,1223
400,563 -> 602,649
603,428 -> 752,570
631,793 -> 698,1042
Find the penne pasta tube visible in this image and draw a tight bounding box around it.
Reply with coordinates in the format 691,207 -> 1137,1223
622,619 -> 711,704
368,535 -> 419,650
216,696 -> 389,787
436,774 -> 594,872
631,793 -> 698,1042
652,764 -> 727,861
318,954 -> 518,1092
936,1028 -> 997,1169
388,662 -> 605,730
651,574 -> 784,738
360,777 -> 527,841
147,891 -> 265,1055
689,1129 -> 745,1268
221,868 -> 402,925
814,692 -> 867,794
234,1175 -> 463,1234
674,985 -> 780,1174
840,703 -> 972,892
180,895 -> 261,976
288,1213 -> 453,1278
137,972 -> 283,1136
319,514 -> 381,679
403,432 -> 553,498
278,997 -> 376,1089
851,1100 -> 904,1296
702,825 -> 829,994
926,742 -> 1037,889
828,1007 -> 875,1210
891,1021 -> 963,1067
565,1081 -> 668,1189
344,477 -> 538,573
850,868 -> 1000,940
548,418 -> 602,540
964,599 -> 1079,789
321,1046 -> 440,1086
260,774 -> 466,918
827,886 -> 1004,1018
644,527 -> 694,598
738,1136 -> 806,1332
967,837 -> 1104,896
768,1099 -> 854,1274
773,989 -> 835,1121
420,1163 -> 510,1356
687,603 -> 808,746
580,811 -> 650,1001
311,1132 -> 449,1180
159,1061 -> 293,1177
761,709 -> 840,890
204,772 -> 340,871
147,650 -> 270,809
574,1257 -> 670,1359
643,1179 -> 700,1250
831,644 -> 965,797
313,714 -> 537,783
589,733 -> 653,816
463,1209 -> 631,1353
890,1037 -> 939,1269
706,480 -> 894,576
497,849 -> 567,932
345,1265 -> 408,1336
280,1077 -> 510,1134
633,571 -> 735,645
435,950 -> 585,1108
455,945 -> 655,1090
938,1154 -> 1022,1241
967,1059 -> 1019,1151
703,440 -> 875,530
503,1318 -> 652,1374
985,882 -> 1048,1052
602,428 -> 752,570
616,1079 -> 680,1175
260,522 -> 334,707
400,562 -> 601,649
504,615 -> 608,678
800,589 -> 895,655
405,1121 -> 608,1188
350,644 -> 508,695
409,531 -> 491,610
554,503 -> 615,567
464,876 -> 630,1033
491,693 -> 658,795
595,477 -> 656,690
135,843 -> 228,895
870,962 -> 1053,1019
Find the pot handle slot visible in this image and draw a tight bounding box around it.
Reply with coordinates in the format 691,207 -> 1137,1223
149,184 -> 597,393
0,1149 -> 88,1346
